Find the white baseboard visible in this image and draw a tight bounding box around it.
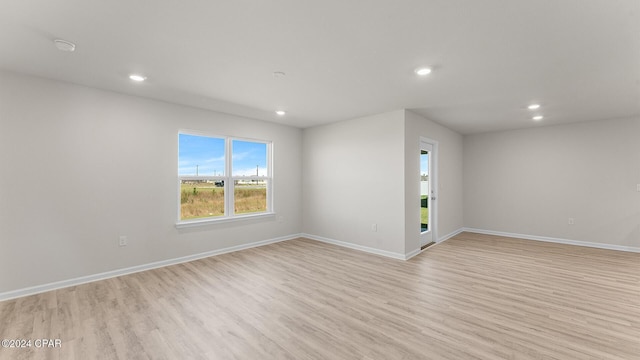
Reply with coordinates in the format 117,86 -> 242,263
438,228 -> 465,243
301,233 -> 410,260
9,227 -> 629,302
302,228 -> 467,261
463,228 -> 640,253
406,228 -> 465,260
404,248 -> 422,260
0,234 -> 302,302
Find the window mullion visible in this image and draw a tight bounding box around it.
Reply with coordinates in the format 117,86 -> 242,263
225,137 -> 233,217
268,142 -> 273,213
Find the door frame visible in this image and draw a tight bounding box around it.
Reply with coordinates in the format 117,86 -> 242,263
420,137 -> 438,245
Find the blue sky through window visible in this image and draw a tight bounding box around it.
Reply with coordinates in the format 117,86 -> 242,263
421,152 -> 429,176
179,134 -> 267,177
232,140 -> 267,176
179,134 -> 225,176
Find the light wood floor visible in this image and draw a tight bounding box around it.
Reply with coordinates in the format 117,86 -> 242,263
1,232 -> 639,359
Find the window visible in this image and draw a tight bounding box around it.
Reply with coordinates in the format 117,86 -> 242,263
178,132 -> 272,224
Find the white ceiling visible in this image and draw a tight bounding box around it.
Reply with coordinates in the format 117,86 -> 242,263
1,0 -> 639,134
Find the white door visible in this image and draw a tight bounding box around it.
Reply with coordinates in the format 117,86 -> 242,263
420,139 -> 437,246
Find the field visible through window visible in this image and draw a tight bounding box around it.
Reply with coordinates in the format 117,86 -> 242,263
180,182 -> 266,220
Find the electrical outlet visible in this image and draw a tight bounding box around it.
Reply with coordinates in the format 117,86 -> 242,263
637,184 -> 640,192
371,223 -> 377,232
119,235 -> 128,247
568,218 -> 574,225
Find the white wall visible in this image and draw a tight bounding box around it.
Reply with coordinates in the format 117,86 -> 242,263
0,71 -> 302,294
302,111 -> 407,256
404,110 -> 464,253
301,110 -> 465,258
6,69 -> 636,297
463,117 -> 640,248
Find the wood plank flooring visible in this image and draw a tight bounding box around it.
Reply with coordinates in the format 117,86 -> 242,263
1,232 -> 639,359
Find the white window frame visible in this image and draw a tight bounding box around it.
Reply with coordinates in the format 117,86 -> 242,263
176,131 -> 274,228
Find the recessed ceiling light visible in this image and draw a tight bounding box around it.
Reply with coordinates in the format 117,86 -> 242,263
275,110 -> 286,116
414,67 -> 432,76
532,115 -> 544,121
528,104 -> 541,110
54,39 -> 76,52
129,74 -> 146,82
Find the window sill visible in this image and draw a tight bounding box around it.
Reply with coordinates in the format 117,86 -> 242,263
175,212 -> 276,229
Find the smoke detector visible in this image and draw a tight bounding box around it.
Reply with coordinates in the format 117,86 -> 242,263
54,39 -> 76,52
